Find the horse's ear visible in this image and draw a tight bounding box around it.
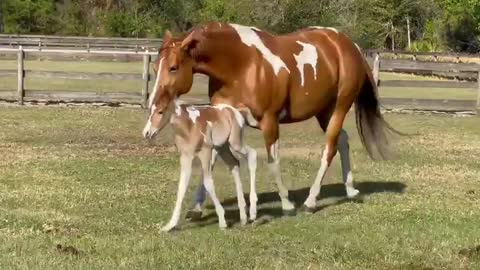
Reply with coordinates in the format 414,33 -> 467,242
180,31 -> 199,53
164,30 -> 172,42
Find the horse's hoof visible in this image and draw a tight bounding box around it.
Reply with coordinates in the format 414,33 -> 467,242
299,204 -> 316,214
282,208 -> 297,216
240,218 -> 248,226
160,224 -> 179,233
185,210 -> 202,222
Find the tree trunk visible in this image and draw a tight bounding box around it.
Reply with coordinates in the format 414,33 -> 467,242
406,16 -> 411,50
391,24 -> 395,50
0,2 -> 4,33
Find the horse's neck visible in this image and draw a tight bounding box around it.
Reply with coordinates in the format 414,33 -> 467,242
192,30 -> 250,83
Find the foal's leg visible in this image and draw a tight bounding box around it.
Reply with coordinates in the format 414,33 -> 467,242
260,114 -> 295,214
161,153 -> 194,232
229,145 -> 258,221
186,149 -> 218,221
198,148 -> 227,229
338,129 -> 360,198
218,148 -> 248,225
303,110 -> 348,211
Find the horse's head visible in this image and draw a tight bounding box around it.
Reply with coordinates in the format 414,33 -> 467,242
143,30 -> 196,139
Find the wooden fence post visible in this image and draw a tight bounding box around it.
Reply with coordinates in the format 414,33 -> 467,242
373,53 -> 380,86
17,46 -> 24,105
477,68 -> 480,116
142,50 -> 150,108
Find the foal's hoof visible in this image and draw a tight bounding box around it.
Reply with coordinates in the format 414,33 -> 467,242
282,208 -> 297,216
185,210 -> 203,222
299,204 -> 316,214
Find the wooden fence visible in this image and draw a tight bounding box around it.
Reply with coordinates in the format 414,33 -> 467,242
0,47 -> 479,114
0,34 -> 161,52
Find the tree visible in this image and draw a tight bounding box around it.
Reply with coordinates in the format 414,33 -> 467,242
0,1 -> 4,33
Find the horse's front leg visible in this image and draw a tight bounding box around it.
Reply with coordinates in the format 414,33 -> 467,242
260,114 -> 296,215
185,149 -> 218,221
161,153 -> 194,232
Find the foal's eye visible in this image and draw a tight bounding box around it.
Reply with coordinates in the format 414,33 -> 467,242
169,66 -> 178,73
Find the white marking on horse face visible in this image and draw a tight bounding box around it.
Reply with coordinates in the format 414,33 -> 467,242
229,24 -> 290,75
310,26 -> 339,33
149,57 -> 164,108
213,104 -> 245,127
186,106 -> 200,123
294,41 -> 318,86
142,117 -> 152,138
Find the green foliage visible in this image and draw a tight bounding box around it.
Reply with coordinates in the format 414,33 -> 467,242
0,0 -> 479,52
3,0 -> 57,34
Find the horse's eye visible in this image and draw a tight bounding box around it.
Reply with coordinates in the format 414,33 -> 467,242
169,66 -> 178,73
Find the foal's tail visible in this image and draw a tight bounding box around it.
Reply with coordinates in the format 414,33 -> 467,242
354,60 -> 404,160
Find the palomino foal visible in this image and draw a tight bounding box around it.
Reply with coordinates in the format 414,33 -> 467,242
143,100 -> 257,231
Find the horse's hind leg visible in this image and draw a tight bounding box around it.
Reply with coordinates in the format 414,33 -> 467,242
303,109 -> 349,211
316,115 -> 360,199
338,129 -> 360,198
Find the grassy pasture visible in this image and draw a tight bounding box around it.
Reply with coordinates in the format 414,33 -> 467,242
0,106 -> 479,269
0,60 -> 477,101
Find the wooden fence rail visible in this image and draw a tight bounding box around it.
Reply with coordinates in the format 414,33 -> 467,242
0,48 -> 479,114
0,34 -> 162,51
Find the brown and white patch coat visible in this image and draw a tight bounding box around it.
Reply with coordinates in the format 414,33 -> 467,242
143,101 -> 257,231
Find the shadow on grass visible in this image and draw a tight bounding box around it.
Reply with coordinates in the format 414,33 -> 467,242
194,181 -> 406,228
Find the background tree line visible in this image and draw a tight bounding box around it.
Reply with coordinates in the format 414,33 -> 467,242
1,0 -> 479,52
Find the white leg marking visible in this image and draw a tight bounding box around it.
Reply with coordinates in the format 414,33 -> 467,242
161,154 -> 193,232
229,23 -> 290,75
203,175 -> 227,229
148,57 -> 164,108
245,146 -> 258,220
338,129 -> 360,198
231,165 -> 248,225
268,140 -> 295,211
294,41 -> 318,86
304,145 -> 330,209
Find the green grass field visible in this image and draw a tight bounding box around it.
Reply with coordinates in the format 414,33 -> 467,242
0,106 -> 479,269
0,60 -> 476,101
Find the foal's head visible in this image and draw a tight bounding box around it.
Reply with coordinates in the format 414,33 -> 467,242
143,30 -> 195,139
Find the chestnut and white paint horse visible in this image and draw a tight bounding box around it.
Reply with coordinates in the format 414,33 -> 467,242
145,22 -> 400,216
143,100 -> 257,231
